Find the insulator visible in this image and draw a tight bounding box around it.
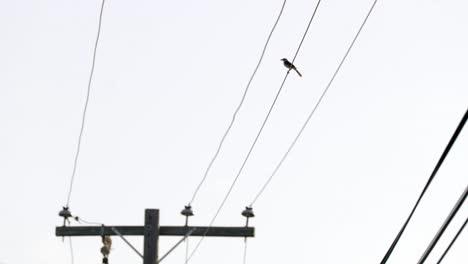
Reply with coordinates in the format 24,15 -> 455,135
59,207 -> 72,218
241,207 -> 255,218
180,205 -> 194,217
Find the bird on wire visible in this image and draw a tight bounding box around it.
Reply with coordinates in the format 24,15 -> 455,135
281,58 -> 302,77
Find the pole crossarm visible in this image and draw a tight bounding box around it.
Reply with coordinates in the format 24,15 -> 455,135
56,225 -> 254,237
55,209 -> 254,264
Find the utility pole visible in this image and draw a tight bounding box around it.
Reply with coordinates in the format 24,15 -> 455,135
56,208 -> 254,264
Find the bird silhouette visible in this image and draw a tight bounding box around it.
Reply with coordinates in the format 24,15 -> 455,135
281,58 -> 302,77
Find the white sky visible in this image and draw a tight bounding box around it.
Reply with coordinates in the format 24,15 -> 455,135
1,0 -> 467,263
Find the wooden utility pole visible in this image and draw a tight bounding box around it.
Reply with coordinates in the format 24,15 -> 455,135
56,208 -> 254,264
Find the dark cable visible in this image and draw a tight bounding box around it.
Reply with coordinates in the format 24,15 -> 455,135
188,0 -> 288,206
65,0 -> 106,207
417,185 -> 468,264
380,107 -> 468,264
249,0 -> 379,207
186,1 -> 322,261
436,216 -> 468,264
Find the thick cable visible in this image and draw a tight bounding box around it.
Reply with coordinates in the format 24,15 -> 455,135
188,0 -> 288,206
186,1 -> 322,261
417,185 -> 468,264
436,216 -> 468,264
249,0 -> 379,207
65,0 -> 106,207
380,107 -> 468,264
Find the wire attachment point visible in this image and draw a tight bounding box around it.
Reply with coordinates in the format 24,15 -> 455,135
241,206 -> 255,218
242,206 -> 255,227
181,205 -> 194,226
59,206 -> 73,226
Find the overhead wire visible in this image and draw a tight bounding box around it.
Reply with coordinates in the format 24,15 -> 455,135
185,1 -> 322,262
417,184 -> 468,264
68,237 -> 75,264
380,106 -> 468,264
187,0 -> 288,206
65,0 -> 106,208
249,0 -> 379,207
242,238 -> 249,264
184,237 -> 190,264
436,216 -> 468,264
62,2 -> 106,263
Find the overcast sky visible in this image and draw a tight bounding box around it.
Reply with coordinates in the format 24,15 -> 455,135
1,0 -> 467,263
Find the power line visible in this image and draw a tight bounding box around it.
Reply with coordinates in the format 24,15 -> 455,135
417,185 -> 468,264
68,237 -> 74,264
187,0 -> 288,206
184,238 -> 190,264
242,238 -> 249,264
65,0 -> 106,208
249,0 -> 379,207
185,1 -> 322,261
436,216 -> 468,264
380,106 -> 468,264
64,3 -> 106,263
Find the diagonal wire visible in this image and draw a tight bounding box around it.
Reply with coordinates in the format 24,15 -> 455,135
249,0 -> 379,207
417,184 -> 468,264
436,216 -> 468,264
65,0 -> 106,207
185,1 -> 322,262
188,0 -> 288,206
380,106 -> 468,264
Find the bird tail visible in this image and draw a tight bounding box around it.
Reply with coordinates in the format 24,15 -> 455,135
294,68 -> 302,77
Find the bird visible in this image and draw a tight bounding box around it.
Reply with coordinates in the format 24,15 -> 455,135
281,58 -> 302,77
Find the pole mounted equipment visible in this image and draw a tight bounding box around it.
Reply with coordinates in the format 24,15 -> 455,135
59,206 -> 73,226
181,205 -> 194,226
56,208 -> 254,264
242,206 -> 255,227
